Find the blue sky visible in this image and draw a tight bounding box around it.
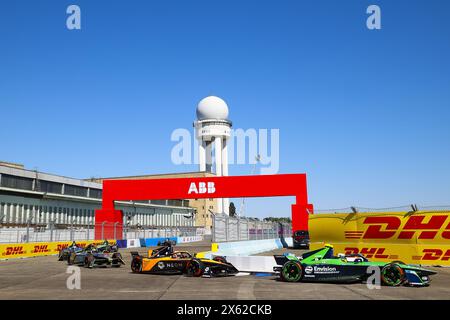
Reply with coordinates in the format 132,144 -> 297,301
1,0 -> 449,217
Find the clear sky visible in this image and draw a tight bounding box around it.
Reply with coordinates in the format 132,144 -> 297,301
1,0 -> 449,217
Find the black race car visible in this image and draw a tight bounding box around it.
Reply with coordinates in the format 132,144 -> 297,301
58,241 -> 84,261
130,245 -> 238,277
68,241 -> 124,268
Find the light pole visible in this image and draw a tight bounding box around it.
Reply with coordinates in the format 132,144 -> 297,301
113,222 -> 119,240
101,221 -> 106,240
209,210 -> 216,242
70,219 -> 77,241
26,217 -> 34,243
125,212 -> 133,239
49,219 -> 57,242
87,217 -> 91,240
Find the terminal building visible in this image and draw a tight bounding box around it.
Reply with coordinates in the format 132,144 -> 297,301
0,161 -> 196,231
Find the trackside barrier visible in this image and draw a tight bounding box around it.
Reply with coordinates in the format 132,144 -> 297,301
126,239 -> 141,248
0,234 -> 205,259
0,239 -> 117,260
197,238 -> 293,259
116,240 -> 127,248
0,235 -> 205,260
141,237 -> 178,247
177,236 -> 202,243
138,236 -> 203,247
224,256 -> 279,273
309,211 -> 450,266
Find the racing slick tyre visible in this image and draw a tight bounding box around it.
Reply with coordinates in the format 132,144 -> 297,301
131,257 -> 143,273
280,261 -> 303,282
213,256 -> 227,263
67,252 -> 76,265
381,263 -> 406,287
85,254 -> 95,268
186,259 -> 205,277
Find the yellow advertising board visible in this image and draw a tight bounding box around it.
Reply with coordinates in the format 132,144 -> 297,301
309,211 -> 450,266
0,239 -> 117,260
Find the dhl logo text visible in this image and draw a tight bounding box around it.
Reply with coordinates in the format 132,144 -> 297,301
56,244 -> 69,252
344,247 -> 398,259
31,245 -> 50,253
2,246 -> 26,256
413,249 -> 450,261
344,215 -> 450,240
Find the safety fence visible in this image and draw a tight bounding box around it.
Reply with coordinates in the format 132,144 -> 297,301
309,210 -> 450,266
0,239 -> 116,260
0,222 -> 204,244
314,205 -> 450,214
212,214 -> 292,243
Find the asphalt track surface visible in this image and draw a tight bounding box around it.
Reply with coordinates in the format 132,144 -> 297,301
0,240 -> 449,300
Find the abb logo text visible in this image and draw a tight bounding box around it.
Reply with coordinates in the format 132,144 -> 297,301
2,246 -> 25,256
188,182 -> 216,195
344,215 -> 450,240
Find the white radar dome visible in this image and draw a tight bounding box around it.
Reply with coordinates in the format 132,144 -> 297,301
196,96 -> 229,120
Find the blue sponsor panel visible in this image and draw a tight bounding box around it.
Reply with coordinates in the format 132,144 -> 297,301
143,237 -> 177,247
116,239 -> 128,248
116,237 -> 179,248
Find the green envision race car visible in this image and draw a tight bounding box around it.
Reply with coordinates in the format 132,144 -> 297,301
273,244 -> 436,287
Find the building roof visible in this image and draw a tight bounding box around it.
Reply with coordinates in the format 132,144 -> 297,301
0,161 -> 24,169
0,162 -> 102,189
87,171 -> 216,182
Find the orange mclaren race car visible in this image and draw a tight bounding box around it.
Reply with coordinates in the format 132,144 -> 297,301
130,244 -> 238,277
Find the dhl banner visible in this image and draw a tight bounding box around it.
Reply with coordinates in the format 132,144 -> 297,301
0,240 -> 116,260
309,211 -> 450,266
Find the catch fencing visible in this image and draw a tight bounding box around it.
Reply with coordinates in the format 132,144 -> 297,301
314,205 -> 450,214
212,214 -> 292,243
309,209 -> 450,266
0,222 -> 203,244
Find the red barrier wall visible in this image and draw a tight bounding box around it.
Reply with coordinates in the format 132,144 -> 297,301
95,174 -> 312,239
